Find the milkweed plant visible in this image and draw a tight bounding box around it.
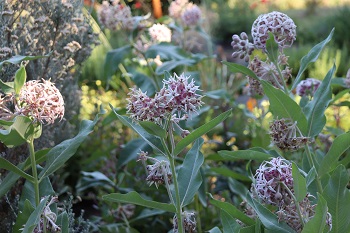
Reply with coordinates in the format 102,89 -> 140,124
1,1 -> 350,233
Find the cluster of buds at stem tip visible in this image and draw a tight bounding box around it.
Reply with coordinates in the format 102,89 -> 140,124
173,211 -> 197,233
269,118 -> 309,151
127,72 -> 203,124
296,78 -> 321,97
98,1 -> 135,31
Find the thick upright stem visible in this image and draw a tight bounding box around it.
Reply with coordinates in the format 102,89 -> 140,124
29,139 -> 40,206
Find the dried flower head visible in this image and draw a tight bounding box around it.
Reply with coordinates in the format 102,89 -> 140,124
32,196 -> 60,233
269,118 -> 308,151
173,211 -> 197,233
146,160 -> 172,188
251,11 -> 296,50
296,78 -> 321,97
254,157 -> 293,206
15,79 -> 65,125
345,68 -> 350,88
181,3 -> 201,27
148,23 -> 172,43
98,1 -> 135,31
231,32 -> 255,62
169,0 -> 189,19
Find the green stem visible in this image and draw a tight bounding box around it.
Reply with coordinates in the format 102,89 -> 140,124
29,138 -> 40,206
195,195 -> 202,233
272,59 -> 289,94
281,182 -> 305,227
305,145 -> 323,193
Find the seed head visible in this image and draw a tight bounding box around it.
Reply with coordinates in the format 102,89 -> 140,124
251,11 -> 296,50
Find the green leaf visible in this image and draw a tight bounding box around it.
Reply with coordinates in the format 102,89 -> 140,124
145,43 -> 189,60
261,80 -> 308,135
322,165 -> 350,233
14,65 -> 26,95
266,32 -> 279,64
103,45 -> 132,81
129,70 -> 156,95
221,209 -> 241,233
12,200 -> 35,233
318,131 -> 350,177
76,171 -> 115,193
208,227 -> 222,233
0,158 -> 34,182
103,191 -> 176,212
173,109 -> 231,156
139,121 -> 167,138
0,116 -> 33,147
0,53 -> 51,69
228,178 -> 250,200
246,195 -> 296,233
291,28 -> 334,90
111,108 -> 165,155
239,225 -> 256,233
211,167 -> 251,182
117,138 -> 152,169
303,64 -> 335,137
0,80 -> 14,94
21,196 -> 50,233
39,111 -> 102,180
57,211 -> 69,233
292,163 -> 307,202
129,209 -> 165,223
222,61 -> 259,81
302,194 -> 328,233
177,138 -> 204,207
218,150 -> 272,162
209,195 -> 255,226
155,59 -> 196,75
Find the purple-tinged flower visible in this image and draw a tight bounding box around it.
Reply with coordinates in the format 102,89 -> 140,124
173,211 -> 196,233
146,160 -> 172,188
296,78 -> 321,97
254,157 -> 294,206
231,32 -> 254,62
148,23 -> 172,43
345,68 -> 350,88
169,0 -> 189,19
269,118 -> 308,151
181,3 -> 201,27
15,79 -> 65,125
98,1 -> 135,31
251,11 -> 296,50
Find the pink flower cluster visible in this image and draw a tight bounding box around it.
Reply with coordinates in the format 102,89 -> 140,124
169,0 -> 202,26
127,73 -> 203,123
148,23 -> 172,43
98,1 -> 134,31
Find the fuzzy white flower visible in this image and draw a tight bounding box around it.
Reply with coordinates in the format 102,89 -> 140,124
148,23 -> 172,43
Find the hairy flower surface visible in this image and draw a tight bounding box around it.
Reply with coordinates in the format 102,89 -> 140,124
269,118 -> 308,151
181,3 -> 201,27
15,79 -> 65,125
254,157 -> 293,206
98,1 -> 135,31
169,0 -> 189,19
231,32 -> 255,62
173,211 -> 196,233
251,11 -> 296,50
296,78 -> 321,97
146,160 -> 172,188
148,23 -> 172,43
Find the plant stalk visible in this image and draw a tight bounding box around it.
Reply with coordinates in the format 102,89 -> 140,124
29,138 -> 40,206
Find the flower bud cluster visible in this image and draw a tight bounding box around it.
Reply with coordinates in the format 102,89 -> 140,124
169,0 -> 190,19
181,3 -> 202,27
269,118 -> 308,151
173,211 -> 196,233
254,157 -> 293,206
15,79 -> 65,125
296,78 -> 321,97
98,1 -> 135,31
146,160 -> 172,188
127,73 -> 203,123
251,11 -> 296,50
231,32 -> 255,62
148,23 -> 172,43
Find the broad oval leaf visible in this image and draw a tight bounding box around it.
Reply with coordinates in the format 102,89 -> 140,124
221,209 -> 241,233
302,194 -> 328,233
14,65 -> 26,95
21,196 -> 50,233
117,138 -> 152,170
0,158 -> 34,182
139,121 -> 167,138
222,61 -> 259,81
218,150 -> 272,162
0,53 -> 51,69
292,163 -> 307,202
0,80 -> 14,94
177,138 -> 204,207
103,45 -> 132,81
0,116 -> 33,147
103,191 -> 176,212
173,109 -> 231,156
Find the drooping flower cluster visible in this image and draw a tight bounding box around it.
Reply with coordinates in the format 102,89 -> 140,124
181,3 -> 202,27
173,211 -> 197,233
15,79 -> 65,125
296,78 -> 321,97
146,160 -> 172,188
148,23 -> 172,43
231,32 -> 255,62
127,73 -> 203,124
251,11 -> 297,50
98,1 -> 135,31
269,118 -> 308,151
254,157 -> 293,206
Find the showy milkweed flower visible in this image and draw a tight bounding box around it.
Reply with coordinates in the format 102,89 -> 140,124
231,32 -> 255,62
98,1 -> 135,31
146,160 -> 172,188
296,78 -> 321,97
269,118 -> 308,151
15,79 -> 65,125
169,0 -> 189,19
181,3 -> 201,27
173,211 -> 196,233
148,23 -> 172,43
251,11 -> 296,50
254,157 -> 293,206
